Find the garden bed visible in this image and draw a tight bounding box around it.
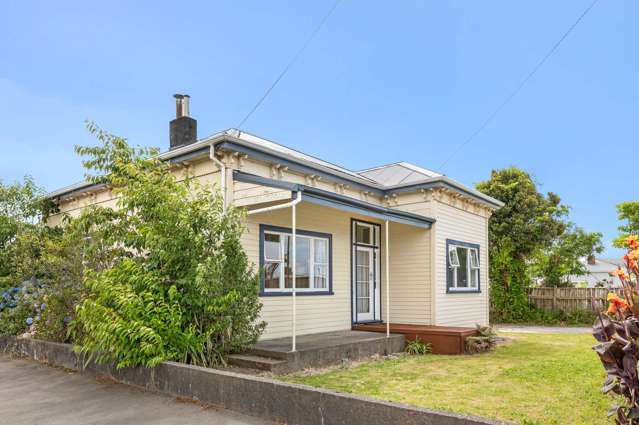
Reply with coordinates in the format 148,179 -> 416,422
282,332 -> 612,425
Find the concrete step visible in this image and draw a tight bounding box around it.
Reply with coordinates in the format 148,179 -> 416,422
226,354 -> 289,373
246,347 -> 291,361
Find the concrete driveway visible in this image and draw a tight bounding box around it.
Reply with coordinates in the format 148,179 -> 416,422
495,325 -> 591,334
0,355 -> 271,425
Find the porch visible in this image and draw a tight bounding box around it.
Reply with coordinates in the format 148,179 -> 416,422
236,170 -> 437,344
227,330 -> 405,374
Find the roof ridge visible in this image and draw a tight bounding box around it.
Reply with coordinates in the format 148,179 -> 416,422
232,129 -> 379,184
356,162 -> 405,173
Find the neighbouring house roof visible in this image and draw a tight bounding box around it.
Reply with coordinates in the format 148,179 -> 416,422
47,128 -> 504,208
566,256 -> 625,288
584,257 -> 624,273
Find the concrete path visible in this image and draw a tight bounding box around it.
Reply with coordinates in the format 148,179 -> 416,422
0,355 -> 271,425
496,325 -> 591,334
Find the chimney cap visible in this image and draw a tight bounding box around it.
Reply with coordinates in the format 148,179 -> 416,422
174,93 -> 190,99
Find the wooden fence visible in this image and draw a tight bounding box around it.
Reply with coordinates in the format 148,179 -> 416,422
527,287 -> 624,312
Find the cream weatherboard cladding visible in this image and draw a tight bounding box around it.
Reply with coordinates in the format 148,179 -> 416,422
243,202 -> 434,340
381,222 -> 432,325
432,201 -> 490,327
388,191 -> 491,328
47,159 -> 222,226
46,132 -> 499,341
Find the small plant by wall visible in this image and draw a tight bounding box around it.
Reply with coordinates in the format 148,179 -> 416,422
465,325 -> 498,354
405,337 -> 432,355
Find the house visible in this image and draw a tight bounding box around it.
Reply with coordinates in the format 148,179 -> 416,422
567,255 -> 624,288
46,95 -> 503,353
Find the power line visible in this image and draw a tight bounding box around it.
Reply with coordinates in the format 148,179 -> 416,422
437,0 -> 599,172
237,0 -> 342,129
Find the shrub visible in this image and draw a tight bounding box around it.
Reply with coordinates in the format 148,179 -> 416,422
405,337 -> 432,355
71,124 -> 264,368
0,176 -> 56,288
0,279 -> 45,337
592,236 -> 639,424
0,175 -> 83,342
5,217 -> 86,342
465,325 -> 498,354
74,260 -> 200,368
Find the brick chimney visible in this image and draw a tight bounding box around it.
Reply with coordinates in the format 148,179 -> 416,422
169,94 -> 197,149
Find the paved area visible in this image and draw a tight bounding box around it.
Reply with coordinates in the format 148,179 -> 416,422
0,355 -> 271,425
496,325 -> 591,334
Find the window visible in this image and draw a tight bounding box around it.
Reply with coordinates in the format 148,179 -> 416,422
261,226 -> 331,294
447,240 -> 480,292
353,222 -> 379,246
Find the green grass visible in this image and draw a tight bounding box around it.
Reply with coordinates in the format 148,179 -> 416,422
282,333 -> 615,425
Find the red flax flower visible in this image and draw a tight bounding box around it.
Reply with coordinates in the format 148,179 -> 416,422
607,292 -> 629,315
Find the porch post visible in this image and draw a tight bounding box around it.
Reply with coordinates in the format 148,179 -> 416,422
292,202 -> 297,352
385,220 -> 390,338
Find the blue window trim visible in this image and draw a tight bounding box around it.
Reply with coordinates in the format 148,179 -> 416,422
259,224 -> 334,296
446,239 -> 481,294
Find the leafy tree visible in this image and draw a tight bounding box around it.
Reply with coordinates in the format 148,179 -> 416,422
72,123 -> 264,368
476,167 -> 569,321
614,201 -> 639,248
530,225 -> 603,287
0,177 -> 55,288
478,167 -> 606,320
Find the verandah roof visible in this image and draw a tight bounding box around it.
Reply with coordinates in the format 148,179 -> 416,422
234,170 -> 434,229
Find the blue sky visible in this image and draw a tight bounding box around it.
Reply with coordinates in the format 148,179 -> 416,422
1,1 -> 635,256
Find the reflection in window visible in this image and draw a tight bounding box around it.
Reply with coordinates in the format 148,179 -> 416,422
262,230 -> 330,292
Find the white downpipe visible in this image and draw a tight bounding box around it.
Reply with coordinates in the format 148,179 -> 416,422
247,191 -> 302,353
209,145 -> 226,211
247,191 -> 302,216
385,220 -> 390,338
292,202 -> 297,352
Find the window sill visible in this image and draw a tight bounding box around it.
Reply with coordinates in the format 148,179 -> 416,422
260,291 -> 334,297
446,288 -> 481,294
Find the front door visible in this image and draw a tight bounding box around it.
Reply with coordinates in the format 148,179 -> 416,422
355,246 -> 375,322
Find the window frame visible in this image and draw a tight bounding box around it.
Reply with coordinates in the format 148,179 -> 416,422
259,224 -> 333,296
446,239 -> 481,293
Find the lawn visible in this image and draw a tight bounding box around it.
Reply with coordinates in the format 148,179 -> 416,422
282,333 -> 615,425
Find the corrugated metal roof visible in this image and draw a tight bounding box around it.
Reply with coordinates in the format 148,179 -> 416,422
357,162 -> 441,186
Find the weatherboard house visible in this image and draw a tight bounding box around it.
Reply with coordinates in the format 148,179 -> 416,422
46,96 -> 503,356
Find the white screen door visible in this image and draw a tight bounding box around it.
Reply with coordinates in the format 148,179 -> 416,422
355,246 -> 375,322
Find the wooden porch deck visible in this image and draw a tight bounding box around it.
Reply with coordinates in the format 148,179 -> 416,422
352,323 -> 477,354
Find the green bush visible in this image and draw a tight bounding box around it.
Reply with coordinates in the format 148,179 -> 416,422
71,123 -> 264,368
405,337 -> 432,355
74,260 -> 199,368
6,216 -> 86,342
0,175 -> 83,342
0,279 -> 44,337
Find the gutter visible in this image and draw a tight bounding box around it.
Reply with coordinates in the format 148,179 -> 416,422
47,130 -> 504,209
